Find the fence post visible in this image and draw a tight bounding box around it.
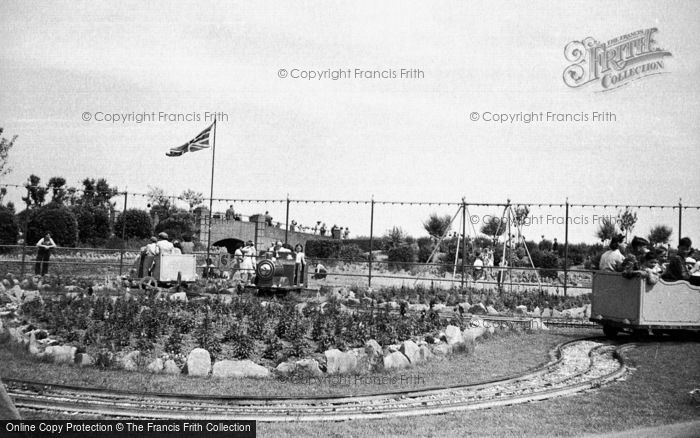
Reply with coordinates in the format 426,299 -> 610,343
564,198 -> 569,297
285,194 -> 290,245
678,198 -> 683,246
20,186 -> 31,278
119,191 -> 128,276
461,198 -> 467,290
368,197 -> 375,288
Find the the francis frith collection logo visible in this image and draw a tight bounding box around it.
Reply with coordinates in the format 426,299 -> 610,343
563,28 -> 672,91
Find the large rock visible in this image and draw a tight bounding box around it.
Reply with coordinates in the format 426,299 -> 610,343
409,304 -> 429,312
45,345 -> 77,364
468,303 -> 487,315
363,340 -> 384,372
28,332 -> 42,356
542,308 -> 552,318
75,353 -> 95,367
187,348 -> 211,377
399,340 -> 420,363
169,292 -> 188,303
463,326 -> 487,343
275,362 -> 297,375
295,358 -> 323,376
212,360 -> 270,378
147,358 -> 164,373
431,343 -> 452,357
163,359 -> 181,375
444,325 -> 464,346
121,351 -> 140,371
417,345 -> 434,363
324,349 -> 358,375
514,305 -> 528,315
383,351 -> 411,370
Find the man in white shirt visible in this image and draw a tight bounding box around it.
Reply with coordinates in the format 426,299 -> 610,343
35,232 -> 57,276
473,252 -> 484,280
599,236 -> 626,272
156,232 -> 174,255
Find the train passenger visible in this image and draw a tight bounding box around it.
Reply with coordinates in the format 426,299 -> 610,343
294,243 -> 306,285
142,236 -> 158,276
156,232 -> 174,255
662,237 -> 693,283
621,236 -> 650,279
172,240 -> 182,255
179,235 -> 194,254
642,251 -> 662,285
599,235 -> 625,272
689,255 -> 700,286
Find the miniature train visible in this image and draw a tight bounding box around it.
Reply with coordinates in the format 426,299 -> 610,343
590,271 -> 700,338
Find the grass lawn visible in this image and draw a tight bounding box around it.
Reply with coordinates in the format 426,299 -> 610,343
7,330 -> 699,437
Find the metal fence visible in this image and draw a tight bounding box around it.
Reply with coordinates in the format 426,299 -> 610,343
2,184 -> 698,295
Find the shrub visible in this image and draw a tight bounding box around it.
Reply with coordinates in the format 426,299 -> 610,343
71,205 -> 111,243
114,209 -> 152,239
154,209 -> 194,240
0,205 -> 18,250
305,239 -> 342,259
27,203 -> 79,246
386,244 -> 416,270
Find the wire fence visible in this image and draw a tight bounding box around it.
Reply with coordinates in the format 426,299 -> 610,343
2,183 -> 698,295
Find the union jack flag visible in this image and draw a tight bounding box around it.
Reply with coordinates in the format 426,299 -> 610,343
166,122 -> 214,157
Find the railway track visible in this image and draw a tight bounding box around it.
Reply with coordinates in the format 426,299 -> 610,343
5,338 -> 632,422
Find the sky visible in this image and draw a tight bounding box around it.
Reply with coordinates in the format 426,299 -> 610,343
1,0 -> 698,245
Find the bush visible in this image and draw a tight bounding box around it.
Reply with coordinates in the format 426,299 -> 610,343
27,203 -> 79,246
114,209 -> 152,239
154,209 -> 195,240
305,239 -> 342,259
72,205 -> 111,243
386,244 -> 416,271
0,205 -> 18,250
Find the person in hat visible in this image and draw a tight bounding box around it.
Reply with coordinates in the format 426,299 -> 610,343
662,237 -> 693,283
599,235 -> 626,272
622,236 -> 650,279
156,232 -> 174,255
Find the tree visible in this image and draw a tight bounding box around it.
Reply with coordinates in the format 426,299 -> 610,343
147,186 -> 171,210
596,217 -> 618,243
480,215 -> 506,241
648,225 -> 672,246
115,209 -> 153,239
179,189 -> 204,212
617,208 -> 637,242
0,205 -> 18,250
80,178 -> 118,210
22,175 -> 47,207
27,204 -> 79,246
71,205 -> 111,243
423,213 -> 452,240
0,127 -> 17,179
154,209 -> 195,240
47,177 -> 69,205
513,206 -> 530,227
383,226 -> 408,251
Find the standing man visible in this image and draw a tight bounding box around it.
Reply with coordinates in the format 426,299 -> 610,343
35,232 -> 57,276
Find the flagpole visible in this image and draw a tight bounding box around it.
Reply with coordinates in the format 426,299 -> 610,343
205,118 -> 217,277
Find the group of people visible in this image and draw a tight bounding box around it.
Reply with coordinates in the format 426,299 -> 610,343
137,232 -> 194,277
288,221 -> 351,239
600,235 -> 700,286
231,240 -> 307,285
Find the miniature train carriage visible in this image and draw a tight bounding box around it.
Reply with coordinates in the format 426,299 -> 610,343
253,251 -> 306,294
591,271 -> 700,338
132,253 -> 198,288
